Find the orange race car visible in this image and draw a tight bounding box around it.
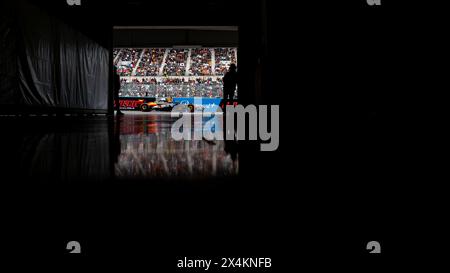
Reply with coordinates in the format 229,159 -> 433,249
140,97 -> 176,112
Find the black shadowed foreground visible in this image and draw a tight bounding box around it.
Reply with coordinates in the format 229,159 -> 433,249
1,0 -> 443,269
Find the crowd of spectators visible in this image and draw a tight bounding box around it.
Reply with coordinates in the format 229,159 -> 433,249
189,48 -> 212,76
135,48 -> 165,76
214,48 -> 237,75
113,49 -> 121,65
113,47 -> 237,97
114,47 -> 237,76
115,48 -> 143,76
119,77 -> 223,98
163,49 -> 188,76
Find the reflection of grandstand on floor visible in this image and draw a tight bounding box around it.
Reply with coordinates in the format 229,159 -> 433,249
116,133 -> 237,177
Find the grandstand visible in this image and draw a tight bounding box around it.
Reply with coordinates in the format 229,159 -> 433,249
113,47 -> 237,98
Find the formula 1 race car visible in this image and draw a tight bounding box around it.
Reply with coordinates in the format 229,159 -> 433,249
140,97 -> 219,113
140,98 -> 176,112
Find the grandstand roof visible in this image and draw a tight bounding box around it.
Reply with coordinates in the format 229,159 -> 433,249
113,27 -> 238,48
114,26 -> 238,31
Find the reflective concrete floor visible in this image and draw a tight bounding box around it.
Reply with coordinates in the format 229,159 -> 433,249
0,112 -> 238,182
113,112 -> 238,179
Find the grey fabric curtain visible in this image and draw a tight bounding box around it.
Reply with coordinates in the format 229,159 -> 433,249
0,1 -> 18,105
0,0 -> 109,112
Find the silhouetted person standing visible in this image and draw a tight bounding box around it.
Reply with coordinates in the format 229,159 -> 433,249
223,63 -> 237,100
113,67 -> 124,115
222,64 -> 239,166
